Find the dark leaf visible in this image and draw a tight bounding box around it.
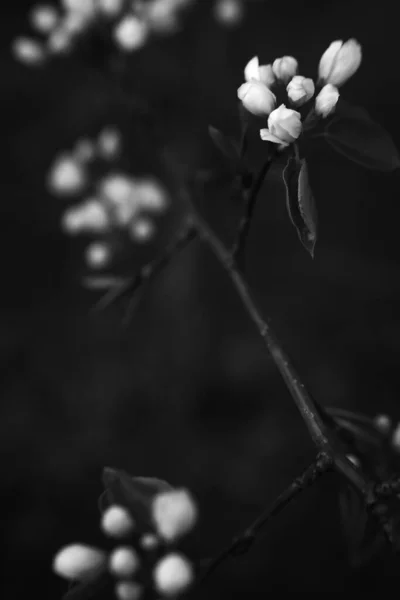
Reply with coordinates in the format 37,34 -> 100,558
283,156 -> 317,257
100,468 -> 173,530
324,101 -> 400,171
208,125 -> 240,166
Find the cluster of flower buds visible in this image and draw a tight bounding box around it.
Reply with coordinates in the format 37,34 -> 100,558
47,127 -> 169,270
12,0 -> 196,65
53,487 -> 197,599
237,39 -> 362,148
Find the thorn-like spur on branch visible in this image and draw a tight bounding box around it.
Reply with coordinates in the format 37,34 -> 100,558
95,219 -> 197,314
198,453 -> 332,584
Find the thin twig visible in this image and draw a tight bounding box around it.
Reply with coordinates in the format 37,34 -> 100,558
198,453 -> 332,583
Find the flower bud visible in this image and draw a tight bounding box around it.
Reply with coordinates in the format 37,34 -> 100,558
113,15 -> 148,51
260,104 -> 302,146
374,414 -> 392,434
152,489 -> 197,542
109,547 -> 139,578
12,37 -> 46,65
287,75 -> 315,106
53,544 -> 106,580
115,581 -> 142,600
315,84 -> 339,117
244,56 -> 275,87
237,80 -> 276,116
48,154 -> 86,195
318,39 -> 362,87
272,56 -> 298,83
153,553 -> 193,597
101,505 -> 135,538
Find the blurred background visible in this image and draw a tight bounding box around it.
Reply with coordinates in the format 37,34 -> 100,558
2,0 -> 400,596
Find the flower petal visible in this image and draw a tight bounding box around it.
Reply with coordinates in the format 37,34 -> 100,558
260,129 -> 288,145
244,56 -> 260,82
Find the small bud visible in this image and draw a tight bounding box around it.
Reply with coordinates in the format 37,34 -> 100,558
85,242 -> 111,269
140,533 -> 159,551
115,581 -> 142,600
272,56 -> 298,83
62,199 -> 109,234
101,505 -> 135,538
109,547 -> 140,578
153,553 -> 193,597
47,27 -> 71,54
74,139 -> 96,163
374,414 -> 392,435
152,489 -> 197,542
135,179 -> 168,212
130,218 -> 155,243
98,0 -> 125,17
287,75 -> 315,106
318,39 -> 362,87
48,154 -> 86,195
244,56 -> 275,87
260,104 -> 302,146
237,80 -> 276,117
113,15 -> 148,51
97,128 -> 121,159
12,37 -> 45,66
315,84 -> 339,117
53,544 -> 106,580
30,5 -> 59,33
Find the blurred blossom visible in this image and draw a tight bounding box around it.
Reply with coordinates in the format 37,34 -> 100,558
140,533 -> 159,550
318,39 -> 362,87
153,553 -> 193,596
97,128 -> 121,159
152,489 -> 197,542
260,104 -> 302,146
244,56 -> 275,87
101,505 -> 136,538
109,547 -> 140,578
48,154 -> 86,195
272,56 -> 298,84
98,0 -> 125,17
130,217 -> 156,243
134,179 -> 168,212
62,199 -> 110,234
140,0 -> 195,34
287,75 -> 315,106
115,581 -> 142,600
74,138 -> 96,163
85,242 -> 111,269
47,27 -> 72,54
100,174 -> 140,225
374,414 -> 392,434
237,80 -> 276,117
315,84 -> 339,117
214,0 -> 244,26
62,0 -> 96,16
12,37 -> 45,65
113,15 -> 149,51
53,544 -> 107,580
30,4 -> 59,33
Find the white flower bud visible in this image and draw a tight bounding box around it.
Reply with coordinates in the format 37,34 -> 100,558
85,242 -> 111,269
260,104 -> 302,146
214,0 -> 244,27
62,0 -> 95,16
101,505 -> 135,538
48,154 -> 86,195
272,56 -> 298,83
113,16 -> 148,51
140,533 -> 159,550
98,0 -> 125,17
374,414 -> 392,434
130,217 -> 155,243
287,75 -> 315,106
12,37 -> 45,65
62,199 -> 109,234
244,56 -> 275,87
115,581 -> 142,600
315,84 -> 339,117
53,544 -> 106,580
318,39 -> 362,87
30,5 -> 59,33
47,27 -> 72,54
135,179 -> 167,212
237,80 -> 276,116
152,489 -> 197,542
153,553 -> 193,597
109,547 -> 140,578
97,128 -> 121,159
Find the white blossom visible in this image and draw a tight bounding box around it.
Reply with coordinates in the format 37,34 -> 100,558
61,199 -> 109,234
109,547 -> 140,578
48,154 -> 86,195
315,84 -> 339,117
30,5 -> 59,33
135,179 -> 168,212
113,15 -> 149,51
374,414 -> 392,434
130,217 -> 156,243
214,0 -> 244,26
237,80 -> 276,116
85,242 -> 111,268
153,553 -> 193,597
272,56 -> 298,83
97,128 -> 121,159
318,39 -> 362,87
12,37 -> 45,65
53,544 -> 106,580
260,104 -> 302,146
152,489 -> 197,542
101,505 -> 135,538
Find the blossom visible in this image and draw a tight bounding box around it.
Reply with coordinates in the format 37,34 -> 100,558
61,199 -> 110,234
113,15 -> 149,51
85,242 -> 111,269
287,75 -> 315,106
260,104 -> 302,146
130,217 -> 156,243
315,83 -> 339,117
53,544 -> 107,580
30,5 -> 59,33
318,39 -> 362,87
237,80 -> 276,116
244,55 -> 275,87
272,56 -> 298,83
153,553 -> 193,596
101,505 -> 136,538
214,0 -> 244,26
12,37 -> 45,65
109,547 -> 140,578
48,153 -> 86,195
152,489 -> 197,542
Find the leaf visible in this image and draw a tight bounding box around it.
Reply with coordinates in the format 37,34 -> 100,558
282,156 -> 318,257
99,468 -> 173,530
324,101 -> 400,171
208,125 -> 240,166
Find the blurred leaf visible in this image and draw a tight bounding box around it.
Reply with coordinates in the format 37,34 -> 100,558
283,156 -> 317,257
324,101 -> 400,171
208,125 -> 240,166
100,468 -> 173,530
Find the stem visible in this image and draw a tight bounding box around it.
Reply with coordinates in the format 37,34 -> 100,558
199,453 -> 332,583
231,154 -> 274,266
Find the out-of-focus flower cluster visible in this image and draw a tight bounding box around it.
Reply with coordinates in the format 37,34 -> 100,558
12,0 -> 197,65
47,127 -> 169,271
53,487 -> 197,599
237,39 -> 362,149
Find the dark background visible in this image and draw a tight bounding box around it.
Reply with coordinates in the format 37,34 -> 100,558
2,0 -> 400,596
